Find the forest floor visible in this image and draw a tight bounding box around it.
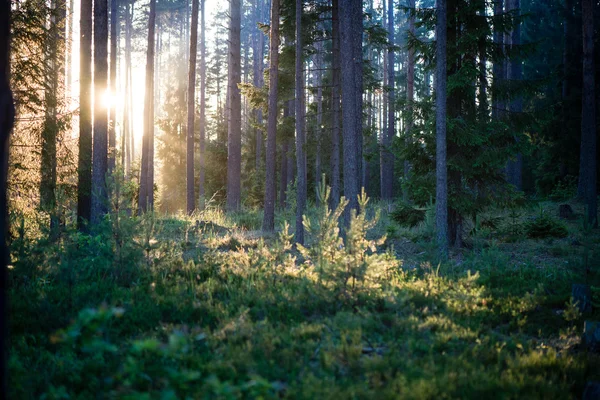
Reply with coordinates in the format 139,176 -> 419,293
8,198 -> 600,399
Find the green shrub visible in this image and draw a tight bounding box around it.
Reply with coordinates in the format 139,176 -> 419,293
525,210 -> 568,239
390,201 -> 426,227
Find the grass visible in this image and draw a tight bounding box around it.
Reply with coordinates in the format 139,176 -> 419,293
7,198 -> 600,399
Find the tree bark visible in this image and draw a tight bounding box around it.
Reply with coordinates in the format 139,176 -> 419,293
78,0 -> 93,228
263,0 -> 280,230
435,0 -> 449,257
138,0 -> 156,214
187,0 -> 199,214
226,0 -> 242,212
91,0 -> 109,225
108,0 -> 118,173
295,0 -> 306,244
381,0 -> 394,201
198,0 -> 206,209
0,1 -> 15,395
340,0 -> 363,224
405,0 -> 415,201
492,0 -> 504,120
506,0 -> 522,190
330,0 -> 341,209
580,0 -> 597,226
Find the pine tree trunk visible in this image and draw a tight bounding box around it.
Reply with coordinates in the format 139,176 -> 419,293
295,0 -> 307,243
78,0 -> 93,228
492,0 -> 504,120
187,0 -> 199,214
330,0 -> 341,209
315,38 -> 323,203
262,0 -> 280,230
138,0 -> 156,214
108,0 -> 118,173
435,0 -> 448,257
580,0 -> 597,226
506,0 -> 522,190
198,0 -> 206,209
226,0 -> 242,211
253,0 -> 264,170
405,0 -> 415,201
340,0 -> 363,224
381,0 -> 394,201
91,0 -> 109,225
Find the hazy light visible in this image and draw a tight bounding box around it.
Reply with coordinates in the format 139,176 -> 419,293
101,90 -> 123,110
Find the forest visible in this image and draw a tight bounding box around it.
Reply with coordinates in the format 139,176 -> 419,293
0,0 -> 600,396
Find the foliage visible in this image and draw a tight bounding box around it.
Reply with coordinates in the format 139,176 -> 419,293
524,209 -> 568,239
390,201 -> 427,228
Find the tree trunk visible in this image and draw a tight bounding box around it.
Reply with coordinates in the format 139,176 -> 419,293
295,0 -> 307,244
263,0 -> 280,230
187,0 -> 199,214
0,3 -> 15,395
381,0 -> 394,201
506,0 -> 522,190
315,38 -> 323,204
78,0 -> 93,228
108,0 -> 118,173
435,0 -> 449,257
340,0 -> 363,224
253,0 -> 264,170
405,0 -> 415,201
580,0 -> 597,226
226,0 -> 242,211
198,0 -> 206,210
138,0 -> 156,214
330,0 -> 341,209
492,0 -> 504,120
91,0 -> 109,225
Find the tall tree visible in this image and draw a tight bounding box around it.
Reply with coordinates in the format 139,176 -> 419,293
579,0 -> 597,226
263,0 -> 280,231
138,0 -> 156,213
0,0 -> 15,394
492,0 -> 504,120
78,0 -> 93,228
295,0 -> 307,244
405,0 -> 415,201
505,0 -> 522,189
91,0 -> 109,225
330,0 -> 341,209
435,0 -> 448,257
381,0 -> 394,200
41,0 -> 66,234
198,0 -> 206,209
108,0 -> 118,173
253,0 -> 264,170
187,0 -> 199,214
226,0 -> 242,211
340,0 -> 363,222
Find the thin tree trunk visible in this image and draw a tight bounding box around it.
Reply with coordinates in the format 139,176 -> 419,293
91,0 -> 109,225
405,0 -> 415,201
580,0 -> 597,226
226,0 -> 242,211
187,0 -> 199,214
330,0 -> 341,209
315,37 -> 323,203
435,0 -> 448,257
253,0 -> 264,170
492,0 -> 504,120
78,0 -> 93,228
263,0 -> 280,230
138,0 -> 156,214
108,0 -> 118,173
381,0 -> 394,201
295,0 -> 306,243
340,0 -> 363,223
506,0 -> 522,190
198,0 -> 206,209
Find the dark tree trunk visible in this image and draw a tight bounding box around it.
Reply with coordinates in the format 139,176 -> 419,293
262,0 -> 280,231
381,0 -> 394,200
315,38 -> 323,203
91,0 -> 109,225
580,0 -> 597,226
0,1 -> 15,395
253,0 -> 264,170
330,0 -> 341,209
435,0 -> 448,257
506,0 -> 522,190
340,0 -> 363,224
492,0 -> 504,120
226,0 -> 242,212
198,0 -> 206,209
405,0 -> 415,201
78,0 -> 93,228
138,0 -> 156,214
295,0 -> 307,244
187,0 -> 199,214
108,0 -> 118,173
